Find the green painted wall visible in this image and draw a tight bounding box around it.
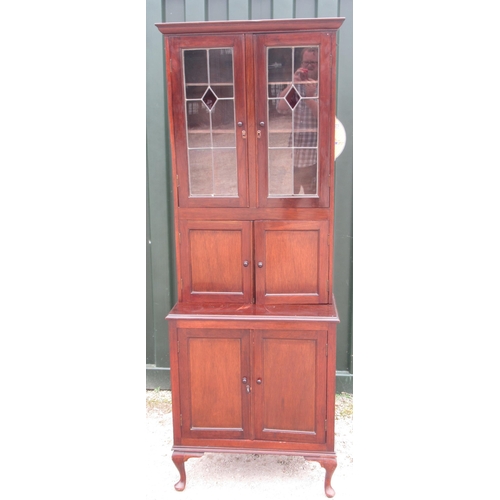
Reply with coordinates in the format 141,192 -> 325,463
146,0 -> 353,393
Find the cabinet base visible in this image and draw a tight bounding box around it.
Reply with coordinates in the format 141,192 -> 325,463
171,447 -> 337,497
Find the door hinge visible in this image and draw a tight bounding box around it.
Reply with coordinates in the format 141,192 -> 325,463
180,414 -> 183,427
177,340 -> 180,353
326,343 -> 328,356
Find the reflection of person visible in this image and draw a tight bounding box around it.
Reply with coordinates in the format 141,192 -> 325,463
277,47 -> 319,195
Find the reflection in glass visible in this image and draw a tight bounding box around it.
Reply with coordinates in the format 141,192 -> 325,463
268,99 -> 291,148
268,149 -> 293,195
184,50 -> 208,84
186,102 -> 210,148
267,48 -> 293,85
213,150 -> 238,196
212,85 -> 233,98
209,49 -> 233,84
186,85 -> 206,99
183,48 -> 237,198
267,46 -> 319,197
212,100 -> 235,147
189,150 -> 213,195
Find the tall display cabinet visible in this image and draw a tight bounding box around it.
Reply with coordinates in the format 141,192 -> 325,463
155,17 -> 344,498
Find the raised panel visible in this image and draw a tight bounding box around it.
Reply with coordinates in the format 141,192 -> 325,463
253,329 -> 327,443
180,220 -> 253,302
255,220 -> 329,304
178,328 -> 251,439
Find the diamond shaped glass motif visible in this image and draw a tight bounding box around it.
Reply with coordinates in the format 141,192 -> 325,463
285,85 -> 301,109
202,87 -> 218,110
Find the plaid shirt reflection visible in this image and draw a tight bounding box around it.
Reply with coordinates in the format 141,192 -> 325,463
278,84 -> 318,168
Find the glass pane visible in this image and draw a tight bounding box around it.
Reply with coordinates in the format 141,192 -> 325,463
268,99 -> 291,148
292,157 -> 317,195
293,47 -> 319,97
293,106 -> 318,148
212,100 -> 235,148
209,48 -> 233,84
202,87 -> 218,110
285,86 -> 301,109
213,150 -> 238,196
268,47 -> 293,84
189,149 -> 213,196
186,85 -> 206,99
212,85 -> 233,98
184,50 -> 208,84
186,102 -> 211,148
268,149 -> 293,196
268,46 -> 319,198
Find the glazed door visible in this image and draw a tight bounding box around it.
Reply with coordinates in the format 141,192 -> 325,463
168,35 -> 249,207
254,220 -> 330,304
178,328 -> 251,440
179,220 -> 253,303
253,329 -> 328,444
254,32 -> 335,208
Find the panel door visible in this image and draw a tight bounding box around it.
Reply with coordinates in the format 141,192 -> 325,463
178,328 -> 251,440
254,220 -> 330,304
253,329 -> 328,443
254,32 -> 335,208
168,35 -> 249,207
179,220 -> 253,303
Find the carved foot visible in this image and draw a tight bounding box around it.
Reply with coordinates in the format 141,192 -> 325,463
306,455 -> 337,498
172,451 -> 204,492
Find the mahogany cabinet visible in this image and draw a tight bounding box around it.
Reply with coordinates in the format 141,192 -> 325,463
156,17 -> 344,498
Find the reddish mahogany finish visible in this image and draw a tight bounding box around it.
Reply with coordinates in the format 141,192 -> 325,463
156,17 -> 344,498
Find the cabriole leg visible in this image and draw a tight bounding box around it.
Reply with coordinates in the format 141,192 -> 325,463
306,455 -> 338,498
172,451 -> 203,492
